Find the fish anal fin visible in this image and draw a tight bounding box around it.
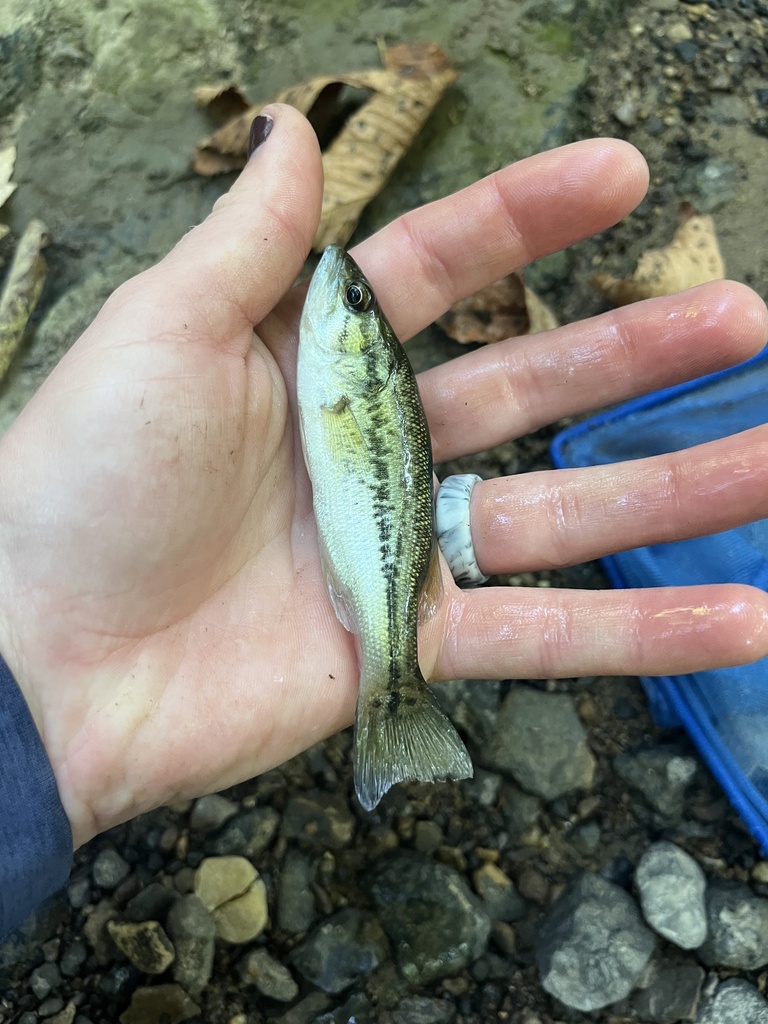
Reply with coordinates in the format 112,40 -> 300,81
353,677 -> 473,811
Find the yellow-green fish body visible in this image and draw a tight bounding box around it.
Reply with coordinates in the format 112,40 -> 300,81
297,245 -> 472,809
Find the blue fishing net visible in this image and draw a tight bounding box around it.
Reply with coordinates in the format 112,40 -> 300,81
551,348 -> 768,851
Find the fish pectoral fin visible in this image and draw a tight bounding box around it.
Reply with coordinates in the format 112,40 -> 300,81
418,539 -> 445,624
353,676 -> 473,811
320,394 -> 368,458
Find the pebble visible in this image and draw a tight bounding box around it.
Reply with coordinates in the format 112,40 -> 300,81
30,962 -> 62,999
635,841 -> 707,948
106,920 -> 175,974
205,806 -> 280,859
472,863 -> 526,922
697,881 -> 768,969
194,855 -> 256,909
213,877 -> 269,944
123,882 -> 178,923
82,899 -> 119,963
119,984 -> 200,1024
435,678 -> 502,748
614,97 -> 639,127
414,820 -> 444,854
313,992 -> 374,1024
166,894 -> 216,996
277,849 -> 317,934
45,1005 -> 76,1024
695,978 -> 768,1023
281,793 -> 355,849
92,849 -> 130,890
238,947 -> 299,1002
66,877 -> 91,910
38,997 -> 64,1017
614,748 -> 697,821
393,996 -> 456,1024
536,873 -> 655,1012
667,22 -> 693,43
632,962 -> 704,1024
682,159 -> 737,213
189,794 -> 239,832
290,908 -> 389,994
367,850 -> 490,984
59,938 -> 88,977
271,992 -> 330,1024
485,687 -> 596,800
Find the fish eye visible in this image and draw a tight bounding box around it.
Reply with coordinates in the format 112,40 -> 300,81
344,281 -> 373,313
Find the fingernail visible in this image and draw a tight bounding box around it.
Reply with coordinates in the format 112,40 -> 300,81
248,114 -> 273,158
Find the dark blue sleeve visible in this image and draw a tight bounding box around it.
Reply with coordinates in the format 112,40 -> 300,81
1,654 -> 73,937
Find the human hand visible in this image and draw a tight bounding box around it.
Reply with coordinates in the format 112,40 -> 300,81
0,105 -> 766,849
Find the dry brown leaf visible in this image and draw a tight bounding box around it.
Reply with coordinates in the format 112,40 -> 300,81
592,210 -> 725,305
437,272 -> 558,345
0,219 -> 48,383
193,44 -> 458,249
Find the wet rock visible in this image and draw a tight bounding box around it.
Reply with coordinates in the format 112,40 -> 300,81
272,992 -> 331,1024
205,806 -> 280,858
119,983 -> 200,1024
393,995 -> 456,1024
30,961 -> 62,998
485,688 -> 596,800
45,1003 -> 76,1024
38,997 -> 65,1016
696,978 -> 768,1023
106,919 -> 175,974
290,908 -> 389,994
632,961 -> 704,1024
166,895 -> 216,996
697,881 -> 768,969
682,159 -> 738,213
194,855 -> 256,909
92,849 -> 131,890
213,878 -> 269,944
281,793 -> 355,849
635,841 -> 707,948
414,820 -> 444,854
499,782 -> 541,837
189,793 -> 238,832
536,873 -> 655,1012
435,678 -> 502,748
239,946 -> 299,1002
614,748 -> 697,821
472,863 -> 526,923
123,882 -> 178,923
66,876 -> 91,910
59,938 -> 87,977
277,850 -> 316,934
313,992 -> 374,1023
368,850 -> 491,984
83,899 -> 119,963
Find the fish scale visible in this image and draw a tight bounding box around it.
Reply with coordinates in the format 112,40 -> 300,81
297,244 -> 473,810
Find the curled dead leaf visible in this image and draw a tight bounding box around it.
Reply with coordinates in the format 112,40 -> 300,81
437,272 -> 558,345
592,209 -> 725,305
0,219 -> 48,383
194,44 -> 458,250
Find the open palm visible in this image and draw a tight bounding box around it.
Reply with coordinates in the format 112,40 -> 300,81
1,105 -> 766,849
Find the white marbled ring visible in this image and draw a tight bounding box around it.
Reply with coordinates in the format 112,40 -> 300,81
435,473 -> 490,587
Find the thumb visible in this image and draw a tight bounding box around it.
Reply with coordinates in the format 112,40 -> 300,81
147,103 -> 323,340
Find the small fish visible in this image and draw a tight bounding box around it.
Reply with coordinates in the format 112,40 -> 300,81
297,244 -> 473,810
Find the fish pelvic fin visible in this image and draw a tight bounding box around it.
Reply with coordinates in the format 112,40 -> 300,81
353,674 -> 473,812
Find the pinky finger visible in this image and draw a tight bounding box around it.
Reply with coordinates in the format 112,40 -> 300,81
437,584 -> 768,681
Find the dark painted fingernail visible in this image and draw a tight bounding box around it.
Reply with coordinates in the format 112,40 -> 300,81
248,114 -> 273,158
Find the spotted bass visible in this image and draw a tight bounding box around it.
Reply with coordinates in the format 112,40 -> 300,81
297,245 -> 473,810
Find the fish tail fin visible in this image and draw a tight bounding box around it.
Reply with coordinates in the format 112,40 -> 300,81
353,675 -> 473,811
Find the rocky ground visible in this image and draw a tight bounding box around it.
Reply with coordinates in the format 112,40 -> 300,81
1,0 -> 768,1022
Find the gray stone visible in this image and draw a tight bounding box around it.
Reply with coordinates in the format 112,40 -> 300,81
59,939 -> 88,978
614,748 -> 697,821
272,993 -> 331,1024
393,995 -> 456,1024
313,992 -> 374,1024
435,678 -> 502,749
119,984 -> 200,1024
82,899 -> 119,964
536,873 -> 656,1012
123,882 -> 178,923
30,961 -> 61,998
682,159 -> 738,213
189,794 -> 238,833
205,805 -> 280,859
239,947 -> 299,1002
166,895 -> 216,997
45,1004 -> 76,1024
290,909 -> 389,994
696,979 -> 768,1023
277,850 -> 316,934
106,920 -> 175,975
38,997 -> 64,1016
698,881 -> 768,970
67,877 -> 91,910
485,687 -> 596,800
281,793 -> 355,849
632,962 -> 704,1024
92,849 -> 130,890
414,820 -> 444,854
635,842 -> 707,948
368,850 -> 491,984
472,863 -> 526,923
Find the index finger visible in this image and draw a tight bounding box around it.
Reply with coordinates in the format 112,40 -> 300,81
352,138 -> 649,342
